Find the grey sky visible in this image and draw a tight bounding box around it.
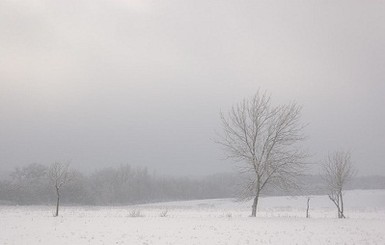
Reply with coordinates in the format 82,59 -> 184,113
1,0 -> 384,176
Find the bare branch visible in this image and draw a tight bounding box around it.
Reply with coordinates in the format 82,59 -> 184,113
48,161 -> 71,217
217,91 -> 307,216
322,151 -> 355,218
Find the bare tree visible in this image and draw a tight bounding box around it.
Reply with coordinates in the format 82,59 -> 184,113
322,151 -> 355,218
48,162 -> 71,217
217,91 -> 307,217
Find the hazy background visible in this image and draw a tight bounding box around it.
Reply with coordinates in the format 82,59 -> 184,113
1,0 -> 384,176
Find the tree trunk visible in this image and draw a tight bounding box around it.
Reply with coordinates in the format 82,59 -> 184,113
329,194 -> 342,219
339,191 -> 345,218
251,191 -> 260,217
55,187 -> 60,217
306,197 -> 310,218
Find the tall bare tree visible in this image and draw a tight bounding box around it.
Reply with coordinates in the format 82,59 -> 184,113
322,151 -> 355,218
218,91 -> 307,217
48,161 -> 71,217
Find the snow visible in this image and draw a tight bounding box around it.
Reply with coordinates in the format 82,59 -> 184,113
1,189 -> 385,244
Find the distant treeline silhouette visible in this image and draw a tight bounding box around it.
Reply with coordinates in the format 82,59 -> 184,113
0,163 -> 239,205
0,163 -> 384,205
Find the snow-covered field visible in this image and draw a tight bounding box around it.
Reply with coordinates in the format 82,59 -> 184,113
1,189 -> 385,244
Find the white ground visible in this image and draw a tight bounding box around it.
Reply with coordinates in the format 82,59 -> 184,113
1,189 -> 385,244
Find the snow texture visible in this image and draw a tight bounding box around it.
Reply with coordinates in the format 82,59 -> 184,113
1,189 -> 384,244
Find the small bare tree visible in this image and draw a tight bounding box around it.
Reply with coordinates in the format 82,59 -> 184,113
322,151 -> 355,218
217,91 -> 307,217
48,161 -> 71,217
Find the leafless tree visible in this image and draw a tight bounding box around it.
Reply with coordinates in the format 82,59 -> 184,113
322,151 -> 355,218
48,161 -> 71,217
217,91 -> 307,217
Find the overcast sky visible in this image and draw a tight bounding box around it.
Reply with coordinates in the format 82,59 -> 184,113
1,0 -> 384,176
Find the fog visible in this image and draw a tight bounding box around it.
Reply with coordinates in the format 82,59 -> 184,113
1,0 -> 385,176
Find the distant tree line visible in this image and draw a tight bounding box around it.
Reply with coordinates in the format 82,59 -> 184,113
0,162 -> 384,206
0,163 -> 239,205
